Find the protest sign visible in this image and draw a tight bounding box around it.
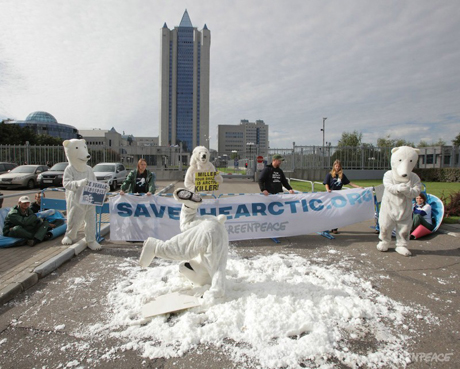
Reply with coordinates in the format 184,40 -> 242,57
79,180 -> 108,206
194,171 -> 219,191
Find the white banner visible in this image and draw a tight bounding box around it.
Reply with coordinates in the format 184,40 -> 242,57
109,188 -> 375,242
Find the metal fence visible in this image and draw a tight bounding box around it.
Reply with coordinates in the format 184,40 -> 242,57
266,145 -> 393,170
0,144 -> 182,169
2,144 -> 458,172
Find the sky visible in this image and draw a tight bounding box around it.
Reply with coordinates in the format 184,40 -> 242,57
1,0 -> 459,149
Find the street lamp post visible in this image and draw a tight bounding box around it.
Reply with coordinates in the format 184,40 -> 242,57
247,142 -> 254,172
321,117 -> 327,168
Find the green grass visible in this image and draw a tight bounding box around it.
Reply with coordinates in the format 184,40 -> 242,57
218,168 -> 248,174
290,179 -> 459,199
290,179 -> 460,224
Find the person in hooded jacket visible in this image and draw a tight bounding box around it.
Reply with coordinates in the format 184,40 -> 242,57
258,154 -> 295,195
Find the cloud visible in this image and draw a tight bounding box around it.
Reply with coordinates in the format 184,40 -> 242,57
0,0 -> 459,148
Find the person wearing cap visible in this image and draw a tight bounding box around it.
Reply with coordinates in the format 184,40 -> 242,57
258,154 -> 295,196
2,195 -> 55,246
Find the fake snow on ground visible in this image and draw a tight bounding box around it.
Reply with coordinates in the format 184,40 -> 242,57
79,251 -> 418,369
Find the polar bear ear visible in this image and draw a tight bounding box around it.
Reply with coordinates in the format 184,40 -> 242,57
414,148 -> 420,155
391,147 -> 399,154
63,140 -> 70,148
81,139 -> 86,144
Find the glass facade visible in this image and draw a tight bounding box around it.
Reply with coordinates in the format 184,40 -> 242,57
9,111 -> 78,140
175,25 -> 195,151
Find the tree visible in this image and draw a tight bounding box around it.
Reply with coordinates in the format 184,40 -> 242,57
377,135 -> 414,148
417,140 -> 430,148
417,138 -> 446,147
0,122 -> 63,145
453,133 -> 460,147
338,130 -> 362,147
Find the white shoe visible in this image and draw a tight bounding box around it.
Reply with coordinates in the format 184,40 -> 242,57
173,188 -> 202,209
395,246 -> 412,257
376,241 -> 389,252
62,236 -> 73,245
87,241 -> 102,251
139,238 -> 158,268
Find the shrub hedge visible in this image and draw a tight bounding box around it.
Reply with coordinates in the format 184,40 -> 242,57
413,168 -> 460,182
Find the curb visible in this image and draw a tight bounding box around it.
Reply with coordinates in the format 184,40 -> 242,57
0,224 -> 110,306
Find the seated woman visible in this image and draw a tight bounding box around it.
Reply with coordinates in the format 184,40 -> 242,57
412,193 -> 434,233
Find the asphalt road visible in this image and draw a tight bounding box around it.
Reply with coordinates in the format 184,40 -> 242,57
0,181 -> 459,368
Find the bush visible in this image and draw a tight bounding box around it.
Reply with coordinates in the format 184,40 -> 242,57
441,191 -> 460,218
414,168 -> 460,182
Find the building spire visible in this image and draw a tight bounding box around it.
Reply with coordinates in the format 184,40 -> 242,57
179,9 -> 193,28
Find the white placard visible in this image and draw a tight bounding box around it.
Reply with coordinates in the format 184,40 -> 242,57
142,292 -> 201,318
79,180 -> 108,206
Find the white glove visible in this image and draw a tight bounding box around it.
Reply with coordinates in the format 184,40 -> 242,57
77,178 -> 88,187
397,183 -> 409,194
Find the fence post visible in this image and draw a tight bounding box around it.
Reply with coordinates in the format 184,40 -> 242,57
292,142 -> 295,171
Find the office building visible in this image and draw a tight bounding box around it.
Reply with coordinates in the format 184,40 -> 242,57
159,10 -> 211,152
218,119 -> 269,158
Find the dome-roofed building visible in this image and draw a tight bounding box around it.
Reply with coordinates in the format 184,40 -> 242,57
6,111 -> 79,140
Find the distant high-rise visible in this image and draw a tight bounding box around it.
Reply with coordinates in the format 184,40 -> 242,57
159,10 -> 210,152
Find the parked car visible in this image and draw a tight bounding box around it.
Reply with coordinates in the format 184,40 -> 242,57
0,162 -> 17,175
37,162 -> 69,189
0,165 -> 48,189
93,162 -> 127,191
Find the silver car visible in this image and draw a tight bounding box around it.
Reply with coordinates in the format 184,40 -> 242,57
93,162 -> 127,191
0,165 -> 48,189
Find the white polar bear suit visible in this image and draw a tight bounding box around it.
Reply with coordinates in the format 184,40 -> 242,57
62,139 -> 102,250
377,146 -> 421,256
63,165 -> 97,243
140,190 -> 228,298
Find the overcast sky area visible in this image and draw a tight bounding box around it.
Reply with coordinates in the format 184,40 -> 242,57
1,0 -> 459,149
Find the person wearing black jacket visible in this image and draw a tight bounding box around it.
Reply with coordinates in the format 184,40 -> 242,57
258,154 -> 295,195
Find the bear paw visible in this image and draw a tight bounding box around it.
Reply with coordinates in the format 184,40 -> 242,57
376,241 -> 389,252
62,236 -> 73,245
395,246 -> 412,257
139,238 -> 157,268
87,241 -> 102,251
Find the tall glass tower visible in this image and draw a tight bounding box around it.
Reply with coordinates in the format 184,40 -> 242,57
159,10 -> 210,152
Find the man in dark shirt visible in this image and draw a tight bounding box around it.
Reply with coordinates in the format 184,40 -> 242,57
258,154 -> 295,195
30,191 -> 43,213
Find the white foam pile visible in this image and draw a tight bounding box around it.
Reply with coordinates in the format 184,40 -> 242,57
79,251 -> 417,368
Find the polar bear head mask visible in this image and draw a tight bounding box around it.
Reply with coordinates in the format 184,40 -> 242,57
390,146 -> 420,183
63,139 -> 91,172
190,146 -> 211,170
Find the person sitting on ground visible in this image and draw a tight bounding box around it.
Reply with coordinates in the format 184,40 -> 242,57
120,158 -> 156,196
2,196 -> 56,246
30,191 -> 44,213
411,192 -> 434,233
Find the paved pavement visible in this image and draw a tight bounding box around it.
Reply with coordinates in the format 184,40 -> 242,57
0,178 -> 459,368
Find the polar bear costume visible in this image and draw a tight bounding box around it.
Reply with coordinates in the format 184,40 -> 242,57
377,146 -> 421,256
184,146 -> 223,192
62,139 -> 103,250
139,188 -> 228,298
